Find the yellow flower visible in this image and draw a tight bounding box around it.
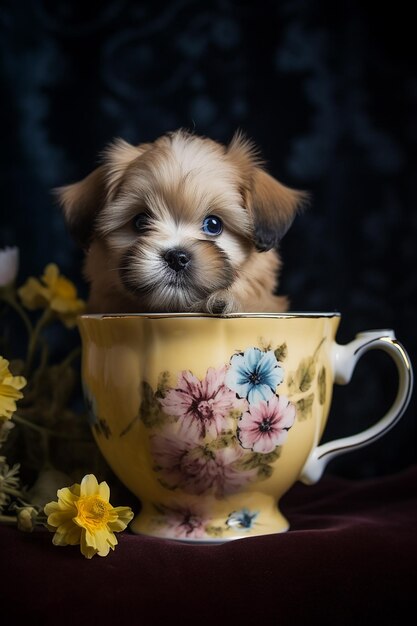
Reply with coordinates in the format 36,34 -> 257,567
44,474 -> 134,559
18,263 -> 85,327
17,506 -> 39,532
0,357 -> 27,420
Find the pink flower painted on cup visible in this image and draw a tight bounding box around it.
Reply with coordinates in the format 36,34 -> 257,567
159,366 -> 247,438
151,432 -> 257,497
237,395 -> 296,454
156,505 -> 209,540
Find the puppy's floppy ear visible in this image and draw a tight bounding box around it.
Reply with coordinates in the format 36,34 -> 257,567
54,166 -> 107,248
248,169 -> 308,251
227,131 -> 308,251
54,139 -> 146,248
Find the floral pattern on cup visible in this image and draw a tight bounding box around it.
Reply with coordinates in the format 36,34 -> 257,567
237,395 -> 296,454
85,340 -> 327,503
226,508 -> 259,530
82,382 -> 112,439
159,366 -> 247,438
152,503 -> 209,540
138,344 -> 298,497
151,429 -> 258,497
82,338 -> 329,538
151,503 -> 260,540
225,347 -> 284,404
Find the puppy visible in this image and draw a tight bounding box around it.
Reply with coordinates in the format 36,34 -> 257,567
57,130 -> 306,314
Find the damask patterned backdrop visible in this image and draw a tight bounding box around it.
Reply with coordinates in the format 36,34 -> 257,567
1,0 -> 415,477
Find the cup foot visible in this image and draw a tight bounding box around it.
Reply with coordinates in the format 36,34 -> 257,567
129,502 -> 290,543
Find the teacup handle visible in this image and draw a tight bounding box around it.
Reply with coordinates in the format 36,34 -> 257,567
300,330 -> 413,484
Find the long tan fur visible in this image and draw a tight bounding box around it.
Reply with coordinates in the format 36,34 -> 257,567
56,130 -> 306,314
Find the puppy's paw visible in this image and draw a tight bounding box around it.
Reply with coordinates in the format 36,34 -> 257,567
205,291 -> 240,315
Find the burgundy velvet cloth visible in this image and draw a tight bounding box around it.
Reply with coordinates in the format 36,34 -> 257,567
2,466 -> 417,625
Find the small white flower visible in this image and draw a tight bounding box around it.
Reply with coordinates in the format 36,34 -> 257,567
0,246 -> 19,287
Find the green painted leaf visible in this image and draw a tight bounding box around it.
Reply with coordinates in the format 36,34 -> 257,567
238,448 -> 281,470
94,418 -> 112,439
287,372 -> 298,393
318,367 -> 326,405
257,448 -> 281,464
228,408 -> 245,420
207,432 -> 237,450
157,478 -> 177,491
258,337 -> 273,351
296,394 -> 314,420
155,371 -> 171,398
205,525 -> 224,538
257,464 -> 274,480
274,342 -> 288,361
140,381 -> 170,429
152,503 -> 166,515
296,357 -> 316,392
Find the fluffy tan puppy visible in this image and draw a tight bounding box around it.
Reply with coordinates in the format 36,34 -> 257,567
57,130 -> 306,314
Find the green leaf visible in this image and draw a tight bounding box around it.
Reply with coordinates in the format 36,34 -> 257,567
155,371 -> 171,398
296,357 -> 316,392
157,478 -> 177,491
318,367 -> 326,405
296,394 -> 314,420
228,408 -> 245,421
238,448 -> 281,470
274,342 -> 288,362
153,503 -> 166,515
207,432 -> 237,450
140,381 -> 170,429
287,372 -> 298,393
258,337 -> 272,351
238,454 -> 260,470
257,464 -> 274,480
258,448 -> 281,464
93,418 -> 112,439
205,525 -> 224,538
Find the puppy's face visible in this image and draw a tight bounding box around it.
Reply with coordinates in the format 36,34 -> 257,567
58,131 -> 305,312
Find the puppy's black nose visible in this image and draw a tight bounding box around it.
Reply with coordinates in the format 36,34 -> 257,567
164,248 -> 190,271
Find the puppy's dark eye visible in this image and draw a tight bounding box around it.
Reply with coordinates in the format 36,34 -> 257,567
202,215 -> 223,236
133,213 -> 150,233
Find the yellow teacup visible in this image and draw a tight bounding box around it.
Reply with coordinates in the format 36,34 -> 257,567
78,313 -> 413,543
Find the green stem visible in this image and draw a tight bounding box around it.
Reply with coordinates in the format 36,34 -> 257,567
25,308 -> 53,376
13,413 -> 89,441
37,338 -> 50,377
58,345 -> 81,371
0,515 -> 17,525
313,337 -> 326,360
40,428 -> 50,467
27,338 -> 50,401
0,292 -> 33,338
2,486 -> 27,499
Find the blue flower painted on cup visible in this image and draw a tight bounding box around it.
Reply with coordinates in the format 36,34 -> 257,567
226,508 -> 259,530
225,348 -> 284,404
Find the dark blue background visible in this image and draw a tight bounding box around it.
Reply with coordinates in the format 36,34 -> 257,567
1,0 -> 415,478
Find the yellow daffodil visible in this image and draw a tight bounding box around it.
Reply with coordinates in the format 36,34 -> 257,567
44,474 -> 134,559
18,263 -> 85,327
0,357 -> 27,421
